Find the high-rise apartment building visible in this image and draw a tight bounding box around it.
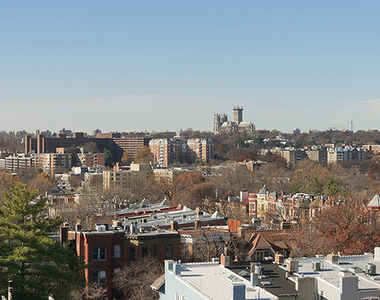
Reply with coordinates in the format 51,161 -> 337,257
25,132 -> 149,162
149,132 -> 214,167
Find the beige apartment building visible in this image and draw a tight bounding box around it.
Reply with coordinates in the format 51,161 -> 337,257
150,132 -> 214,167
103,162 -> 153,189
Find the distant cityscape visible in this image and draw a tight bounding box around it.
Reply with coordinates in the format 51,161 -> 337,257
2,107 -> 380,299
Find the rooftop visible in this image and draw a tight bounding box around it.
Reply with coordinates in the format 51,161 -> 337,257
294,252 -> 380,291
228,261 -> 297,297
172,261 -> 278,300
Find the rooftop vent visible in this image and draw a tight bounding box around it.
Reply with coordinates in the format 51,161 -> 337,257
312,261 -> 321,272
366,263 -> 377,276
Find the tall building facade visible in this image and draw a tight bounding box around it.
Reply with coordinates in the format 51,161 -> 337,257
213,107 -> 255,134
150,132 -> 214,167
25,133 -> 149,162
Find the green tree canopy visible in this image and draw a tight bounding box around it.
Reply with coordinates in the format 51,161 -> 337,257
103,148 -> 113,167
0,183 -> 83,299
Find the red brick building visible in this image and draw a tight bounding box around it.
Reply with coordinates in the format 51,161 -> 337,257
63,223 -> 181,300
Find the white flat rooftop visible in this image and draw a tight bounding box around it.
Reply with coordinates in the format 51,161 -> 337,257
295,254 -> 380,291
178,262 -> 278,300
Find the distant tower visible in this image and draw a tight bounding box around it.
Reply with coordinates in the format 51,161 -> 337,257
213,113 -> 228,134
213,114 -> 221,134
233,107 -> 243,124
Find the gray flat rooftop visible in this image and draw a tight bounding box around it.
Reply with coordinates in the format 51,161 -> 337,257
229,261 -> 297,297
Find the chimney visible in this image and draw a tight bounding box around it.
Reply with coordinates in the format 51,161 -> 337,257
174,261 -> 181,276
75,223 -> 82,232
220,254 -> 231,267
231,282 -> 245,300
171,220 -> 178,231
237,227 -> 245,238
275,253 -> 284,264
375,247 -> 380,261
195,220 -> 201,230
250,272 -> 259,287
60,226 -> 68,244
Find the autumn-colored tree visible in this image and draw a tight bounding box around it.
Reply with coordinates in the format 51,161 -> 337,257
0,170 -> 20,197
135,146 -> 153,163
28,173 -> 53,195
171,172 -> 205,207
120,150 -> 134,165
189,182 -> 216,208
83,142 -> 99,153
293,200 -> 380,257
291,159 -> 331,195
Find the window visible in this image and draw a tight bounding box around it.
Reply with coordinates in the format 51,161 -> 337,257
153,245 -> 157,258
183,244 -> 190,258
114,244 -> 121,259
130,246 -> 135,261
165,245 -> 173,259
92,270 -> 106,285
142,247 -> 148,259
93,246 -> 106,261
114,268 -> 121,274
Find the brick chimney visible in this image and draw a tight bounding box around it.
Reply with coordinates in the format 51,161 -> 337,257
220,254 -> 231,267
195,220 -> 201,230
60,226 -> 68,244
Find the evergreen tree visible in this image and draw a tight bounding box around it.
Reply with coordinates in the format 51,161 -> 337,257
103,148 -> 113,167
0,183 -> 83,300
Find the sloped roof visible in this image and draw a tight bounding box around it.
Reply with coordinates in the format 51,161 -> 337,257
259,185 -> 270,195
150,274 -> 165,290
299,198 -> 311,209
309,197 -> 324,207
240,195 -> 250,206
246,233 -> 273,256
160,197 -> 171,206
141,198 -> 151,205
368,194 -> 380,207
245,230 -> 296,258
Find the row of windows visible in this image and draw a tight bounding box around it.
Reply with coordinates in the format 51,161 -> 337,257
93,244 -> 121,261
92,268 -> 121,285
93,244 -> 173,262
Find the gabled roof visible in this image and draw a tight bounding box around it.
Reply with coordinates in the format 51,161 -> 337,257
245,230 -> 296,257
246,233 -> 273,256
160,197 -> 171,206
259,185 -> 270,195
141,198 -> 151,206
368,194 -> 380,208
309,197 -> 324,207
299,198 -> 311,209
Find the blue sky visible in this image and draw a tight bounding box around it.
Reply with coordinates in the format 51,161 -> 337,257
1,1 -> 380,134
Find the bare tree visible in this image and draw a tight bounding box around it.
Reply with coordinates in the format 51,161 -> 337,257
71,284 -> 107,300
113,257 -> 164,300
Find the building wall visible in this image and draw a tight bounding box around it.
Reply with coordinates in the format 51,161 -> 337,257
25,134 -> 149,163
162,261 -> 206,300
103,164 -> 153,189
150,137 -> 214,167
